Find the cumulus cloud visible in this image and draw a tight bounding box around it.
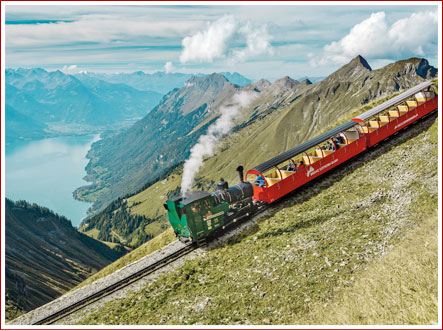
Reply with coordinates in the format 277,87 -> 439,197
61,64 -> 79,73
179,15 -> 273,64
164,61 -> 175,73
310,10 -> 438,66
233,23 -> 274,61
180,15 -> 237,63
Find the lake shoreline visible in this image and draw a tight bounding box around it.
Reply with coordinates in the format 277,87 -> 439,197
5,134 -> 101,227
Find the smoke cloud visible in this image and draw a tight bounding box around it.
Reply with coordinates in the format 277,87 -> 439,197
181,91 -> 256,196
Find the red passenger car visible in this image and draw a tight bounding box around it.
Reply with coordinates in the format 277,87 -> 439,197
245,81 -> 438,204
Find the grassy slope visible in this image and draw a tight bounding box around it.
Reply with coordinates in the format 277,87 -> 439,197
306,213 -> 438,325
75,95 -> 404,290
79,110 -> 438,325
82,61 -> 436,246
71,228 -> 176,291
121,92 -> 403,227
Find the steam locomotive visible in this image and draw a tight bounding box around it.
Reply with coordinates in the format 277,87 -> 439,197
163,81 -> 438,244
164,166 -> 258,244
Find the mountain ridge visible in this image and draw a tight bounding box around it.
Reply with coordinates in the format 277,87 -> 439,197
75,71 -> 252,94
77,56 -> 437,245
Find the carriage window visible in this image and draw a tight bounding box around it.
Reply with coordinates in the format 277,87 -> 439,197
203,199 -> 211,210
190,201 -> 202,214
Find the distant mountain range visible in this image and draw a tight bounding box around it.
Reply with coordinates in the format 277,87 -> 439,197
5,199 -> 124,321
5,104 -> 49,143
5,68 -> 252,145
5,68 -> 165,144
76,56 -> 438,218
75,71 -> 252,94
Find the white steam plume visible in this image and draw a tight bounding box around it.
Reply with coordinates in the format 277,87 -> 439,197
181,91 -> 256,196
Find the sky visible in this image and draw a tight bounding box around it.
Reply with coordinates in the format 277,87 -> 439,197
3,3 -> 440,82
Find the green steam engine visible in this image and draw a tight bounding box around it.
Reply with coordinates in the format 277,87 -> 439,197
163,166 -> 256,243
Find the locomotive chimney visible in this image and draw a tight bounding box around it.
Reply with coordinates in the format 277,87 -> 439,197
217,178 -> 229,191
236,165 -> 244,183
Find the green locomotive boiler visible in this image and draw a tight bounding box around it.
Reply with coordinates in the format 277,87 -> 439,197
164,166 -> 256,243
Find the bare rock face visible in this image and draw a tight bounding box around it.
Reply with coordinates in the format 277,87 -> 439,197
325,55 -> 372,83
388,57 -> 438,80
272,76 -> 300,90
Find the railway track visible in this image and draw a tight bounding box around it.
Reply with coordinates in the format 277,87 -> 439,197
33,243 -> 196,325
32,108 -> 438,326
30,206 -> 269,325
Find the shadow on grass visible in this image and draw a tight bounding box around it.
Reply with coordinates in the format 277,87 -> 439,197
213,111 -> 437,248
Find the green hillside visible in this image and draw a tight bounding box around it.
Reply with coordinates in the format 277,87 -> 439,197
79,57 -> 437,247
76,73 -> 238,213
77,56 -> 437,216
5,199 -> 124,321
79,110 -> 438,325
74,90 -> 416,286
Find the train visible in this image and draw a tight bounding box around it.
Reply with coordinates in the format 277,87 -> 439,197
163,81 -> 438,244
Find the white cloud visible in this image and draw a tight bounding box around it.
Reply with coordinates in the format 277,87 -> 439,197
179,15 -> 273,64
61,64 -> 79,73
164,61 -> 175,73
233,23 -> 273,61
180,15 -> 237,63
310,10 -> 438,67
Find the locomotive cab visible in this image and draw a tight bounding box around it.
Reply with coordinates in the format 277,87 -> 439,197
165,191 -> 229,242
164,166 -> 256,244
164,196 -> 190,239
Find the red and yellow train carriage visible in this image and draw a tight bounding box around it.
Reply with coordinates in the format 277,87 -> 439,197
165,81 -> 437,243
245,81 -> 437,204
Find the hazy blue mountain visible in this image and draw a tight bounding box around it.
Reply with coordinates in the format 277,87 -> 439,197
76,71 -> 192,94
5,68 -> 163,140
5,104 -> 48,144
75,71 -> 252,94
219,72 -> 253,86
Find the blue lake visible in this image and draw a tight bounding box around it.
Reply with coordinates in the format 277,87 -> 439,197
5,135 -> 99,227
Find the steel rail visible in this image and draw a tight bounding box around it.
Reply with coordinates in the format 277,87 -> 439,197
31,106 -> 438,326
33,243 -> 196,325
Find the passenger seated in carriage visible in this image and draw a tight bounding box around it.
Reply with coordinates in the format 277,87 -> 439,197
297,160 -> 304,170
325,141 -> 335,151
286,160 -> 296,172
255,175 -> 266,187
333,137 -> 342,149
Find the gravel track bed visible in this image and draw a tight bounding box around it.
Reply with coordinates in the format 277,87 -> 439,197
9,206 -> 275,326
9,111 -> 437,326
57,209 -> 277,325
8,240 -> 188,325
